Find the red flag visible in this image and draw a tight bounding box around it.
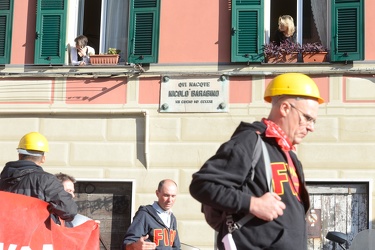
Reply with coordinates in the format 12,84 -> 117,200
0,191 -> 99,250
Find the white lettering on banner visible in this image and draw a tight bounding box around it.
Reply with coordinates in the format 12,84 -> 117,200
0,243 -> 53,250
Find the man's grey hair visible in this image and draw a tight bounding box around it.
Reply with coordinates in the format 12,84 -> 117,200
271,95 -> 306,105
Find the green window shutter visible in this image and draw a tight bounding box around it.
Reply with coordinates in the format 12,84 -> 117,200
34,0 -> 67,65
128,0 -> 160,64
331,0 -> 364,62
0,0 -> 13,64
231,0 -> 264,62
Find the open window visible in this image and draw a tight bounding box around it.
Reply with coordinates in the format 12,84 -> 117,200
231,0 -> 364,63
77,0 -> 129,62
269,0 -> 328,47
77,0 -> 160,64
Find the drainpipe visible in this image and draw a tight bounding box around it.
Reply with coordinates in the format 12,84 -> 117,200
0,109 -> 149,169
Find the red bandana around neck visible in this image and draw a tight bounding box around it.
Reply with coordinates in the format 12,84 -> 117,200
262,118 -> 301,200
262,118 -> 295,151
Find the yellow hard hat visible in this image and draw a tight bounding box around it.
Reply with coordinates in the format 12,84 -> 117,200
17,132 -> 49,154
264,73 -> 324,104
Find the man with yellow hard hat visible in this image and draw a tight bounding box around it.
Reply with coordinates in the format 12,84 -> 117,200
0,132 -> 77,223
190,73 -> 324,250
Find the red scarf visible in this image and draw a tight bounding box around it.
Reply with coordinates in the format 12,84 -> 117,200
262,118 -> 301,200
262,118 -> 295,151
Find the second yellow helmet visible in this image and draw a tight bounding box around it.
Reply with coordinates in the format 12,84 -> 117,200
17,132 -> 49,153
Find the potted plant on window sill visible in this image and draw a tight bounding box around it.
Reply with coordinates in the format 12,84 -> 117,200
263,42 -> 301,63
301,43 -> 328,63
90,48 -> 121,65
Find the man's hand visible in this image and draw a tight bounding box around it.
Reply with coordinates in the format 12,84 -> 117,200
126,235 -> 156,250
249,192 -> 286,221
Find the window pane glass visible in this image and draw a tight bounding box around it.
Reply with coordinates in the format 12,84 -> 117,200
303,0 -> 328,47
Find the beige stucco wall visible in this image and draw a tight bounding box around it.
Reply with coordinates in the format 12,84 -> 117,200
0,68 -> 374,250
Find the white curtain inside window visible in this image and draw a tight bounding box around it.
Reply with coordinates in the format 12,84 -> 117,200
310,0 -> 327,47
104,0 -> 128,61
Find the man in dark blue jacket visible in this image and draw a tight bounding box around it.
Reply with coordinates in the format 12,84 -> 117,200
190,73 -> 325,250
123,179 -> 181,250
0,132 -> 77,222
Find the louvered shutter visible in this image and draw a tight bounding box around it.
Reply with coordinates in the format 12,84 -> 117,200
34,0 -> 67,65
331,0 -> 364,62
0,0 -> 12,64
231,0 -> 264,62
128,0 -> 160,64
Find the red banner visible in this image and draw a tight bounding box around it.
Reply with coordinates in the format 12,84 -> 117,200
0,191 -> 99,250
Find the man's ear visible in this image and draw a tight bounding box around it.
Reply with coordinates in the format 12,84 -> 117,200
40,155 -> 46,164
280,101 -> 290,117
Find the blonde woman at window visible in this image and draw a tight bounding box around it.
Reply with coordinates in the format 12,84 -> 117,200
70,35 -> 95,66
273,15 -> 296,45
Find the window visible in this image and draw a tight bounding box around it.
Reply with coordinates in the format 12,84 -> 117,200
77,0 -> 129,62
77,0 -> 160,64
0,0 -> 13,64
269,0 -> 327,46
231,0 -> 364,63
33,0 -> 160,65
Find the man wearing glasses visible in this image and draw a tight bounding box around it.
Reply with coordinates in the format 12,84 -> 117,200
190,73 -> 324,250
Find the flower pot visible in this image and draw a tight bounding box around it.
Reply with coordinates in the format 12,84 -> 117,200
302,52 -> 327,63
90,54 -> 119,65
265,53 -> 298,63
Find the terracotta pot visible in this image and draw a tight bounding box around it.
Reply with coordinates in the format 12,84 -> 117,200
302,52 -> 327,63
90,54 -> 119,65
265,53 -> 298,63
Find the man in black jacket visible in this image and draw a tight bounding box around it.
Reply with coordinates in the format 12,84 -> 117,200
0,132 -> 77,222
190,73 -> 325,250
122,179 -> 181,250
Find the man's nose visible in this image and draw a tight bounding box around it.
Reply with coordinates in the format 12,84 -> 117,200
306,122 -> 315,132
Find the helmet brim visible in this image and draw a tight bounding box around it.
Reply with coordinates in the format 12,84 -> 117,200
17,148 -> 44,156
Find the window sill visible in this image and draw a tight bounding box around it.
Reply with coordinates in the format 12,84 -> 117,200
0,62 -> 373,78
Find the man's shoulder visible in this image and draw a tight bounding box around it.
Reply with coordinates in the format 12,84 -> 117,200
132,205 -> 157,221
231,121 -> 265,140
136,204 -> 154,213
24,168 -> 56,183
